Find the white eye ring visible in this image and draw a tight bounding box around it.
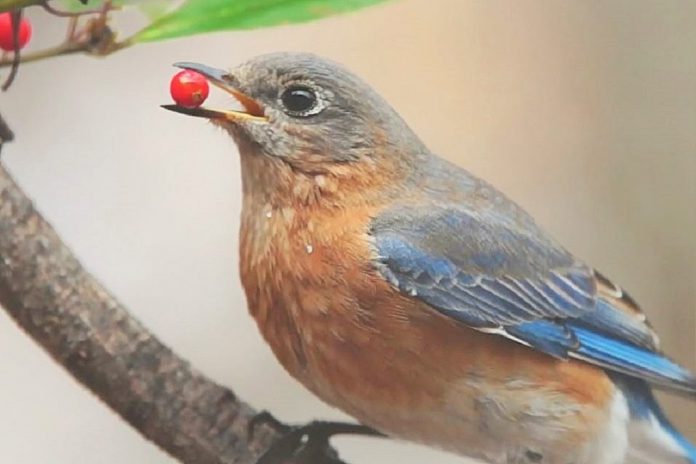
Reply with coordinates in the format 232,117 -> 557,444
278,82 -> 327,117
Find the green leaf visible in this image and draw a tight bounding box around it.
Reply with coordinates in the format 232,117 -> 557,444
131,0 -> 389,43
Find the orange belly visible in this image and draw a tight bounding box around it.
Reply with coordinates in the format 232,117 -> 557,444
239,200 -> 620,463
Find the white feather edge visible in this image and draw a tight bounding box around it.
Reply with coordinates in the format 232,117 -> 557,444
625,410 -> 691,463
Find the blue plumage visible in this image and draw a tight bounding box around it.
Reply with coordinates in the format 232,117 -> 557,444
505,320 -> 578,358
372,203 -> 696,397
614,376 -> 696,462
572,326 -> 695,393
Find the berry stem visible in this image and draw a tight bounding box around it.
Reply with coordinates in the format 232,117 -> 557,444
41,0 -> 120,18
65,16 -> 78,42
1,9 -> 22,91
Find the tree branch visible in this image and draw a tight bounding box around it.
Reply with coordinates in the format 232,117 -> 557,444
0,162 -> 349,464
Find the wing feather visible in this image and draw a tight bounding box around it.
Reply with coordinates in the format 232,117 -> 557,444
371,206 -> 696,395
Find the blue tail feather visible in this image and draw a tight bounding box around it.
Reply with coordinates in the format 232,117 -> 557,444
650,397 -> 696,464
664,422 -> 696,464
614,375 -> 696,463
570,325 -> 696,396
508,320 -> 696,395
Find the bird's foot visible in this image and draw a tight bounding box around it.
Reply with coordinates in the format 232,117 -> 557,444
248,410 -> 293,440
253,419 -> 384,464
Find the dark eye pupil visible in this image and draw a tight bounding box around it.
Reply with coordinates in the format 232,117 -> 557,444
281,86 -> 317,114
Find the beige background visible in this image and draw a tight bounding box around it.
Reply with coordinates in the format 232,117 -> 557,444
0,1 -> 694,463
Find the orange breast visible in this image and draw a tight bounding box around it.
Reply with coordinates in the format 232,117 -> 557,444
239,194 -> 616,433
233,146 -> 622,460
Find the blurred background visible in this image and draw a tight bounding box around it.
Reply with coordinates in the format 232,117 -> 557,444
0,1 -> 694,463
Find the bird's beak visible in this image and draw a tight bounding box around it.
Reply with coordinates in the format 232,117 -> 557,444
161,62 -> 267,123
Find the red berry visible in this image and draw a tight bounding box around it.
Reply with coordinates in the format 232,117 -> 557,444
170,70 -> 209,109
0,13 -> 31,52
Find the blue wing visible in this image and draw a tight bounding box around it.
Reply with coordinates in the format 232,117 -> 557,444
371,204 -> 696,396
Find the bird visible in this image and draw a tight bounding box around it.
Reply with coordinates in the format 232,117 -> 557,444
163,52 -> 696,464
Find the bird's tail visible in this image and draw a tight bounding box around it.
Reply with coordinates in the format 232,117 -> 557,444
615,375 -> 696,463
651,411 -> 696,464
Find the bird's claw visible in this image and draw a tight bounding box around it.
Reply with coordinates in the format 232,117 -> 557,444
248,410 -> 293,442
255,421 -> 384,464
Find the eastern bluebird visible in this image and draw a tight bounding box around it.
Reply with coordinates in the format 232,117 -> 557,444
164,53 -> 696,464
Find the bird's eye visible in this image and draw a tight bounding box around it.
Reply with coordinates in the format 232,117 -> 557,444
280,85 -> 319,116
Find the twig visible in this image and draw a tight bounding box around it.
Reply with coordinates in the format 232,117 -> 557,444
65,16 -> 78,42
0,27 -> 128,68
0,161 -> 353,463
0,111 -> 13,144
0,1 -> 128,70
0,111 -> 14,158
0,39 -> 86,67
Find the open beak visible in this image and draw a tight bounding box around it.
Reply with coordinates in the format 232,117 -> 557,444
161,62 -> 267,123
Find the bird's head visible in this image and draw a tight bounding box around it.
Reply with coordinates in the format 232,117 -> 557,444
163,52 -> 426,175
